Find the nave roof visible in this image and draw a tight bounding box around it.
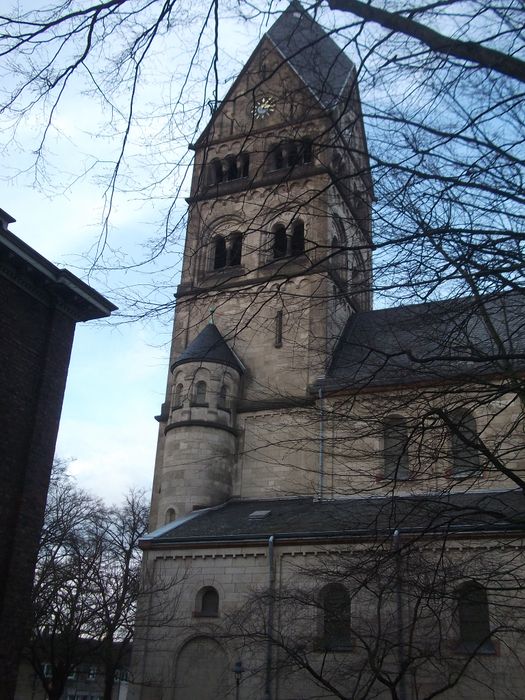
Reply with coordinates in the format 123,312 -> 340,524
323,293 -> 525,391
142,489 -> 525,548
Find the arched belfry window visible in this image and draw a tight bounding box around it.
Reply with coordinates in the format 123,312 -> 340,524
193,381 -> 207,406
383,416 -> 410,480
210,232 -> 243,271
449,409 -> 480,477
209,159 -> 223,185
229,232 -> 242,266
320,583 -> 351,650
213,236 -> 227,270
270,143 -> 284,170
268,139 -> 313,171
287,141 -> 299,167
301,139 -> 313,164
291,220 -> 305,256
272,224 -> 287,259
240,153 -> 250,178
457,582 -> 493,653
195,586 -> 219,617
226,156 -> 238,181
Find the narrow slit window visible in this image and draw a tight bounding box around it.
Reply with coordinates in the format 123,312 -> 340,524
275,310 -> 283,348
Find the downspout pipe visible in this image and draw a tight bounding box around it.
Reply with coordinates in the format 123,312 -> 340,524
265,535 -> 275,700
318,387 -> 324,500
393,529 -> 408,700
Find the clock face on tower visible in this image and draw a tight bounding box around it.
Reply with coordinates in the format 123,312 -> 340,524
251,96 -> 276,119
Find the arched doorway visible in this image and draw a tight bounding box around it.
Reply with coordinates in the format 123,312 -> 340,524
174,636 -> 231,699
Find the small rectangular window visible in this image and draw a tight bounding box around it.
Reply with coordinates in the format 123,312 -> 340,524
275,310 -> 283,348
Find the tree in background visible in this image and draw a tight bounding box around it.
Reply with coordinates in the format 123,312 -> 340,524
26,461 -> 148,700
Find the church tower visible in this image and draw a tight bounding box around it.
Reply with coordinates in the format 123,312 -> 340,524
149,1 -> 372,527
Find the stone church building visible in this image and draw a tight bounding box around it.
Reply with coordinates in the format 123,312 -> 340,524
132,3 -> 525,699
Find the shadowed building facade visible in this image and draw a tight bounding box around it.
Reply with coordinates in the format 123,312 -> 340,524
0,209 -> 116,700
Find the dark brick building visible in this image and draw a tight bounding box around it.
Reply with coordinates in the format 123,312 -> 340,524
0,208 -> 116,700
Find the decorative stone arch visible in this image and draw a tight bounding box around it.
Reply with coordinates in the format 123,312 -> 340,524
174,636 -> 231,700
203,216 -> 245,273
266,217 -> 306,261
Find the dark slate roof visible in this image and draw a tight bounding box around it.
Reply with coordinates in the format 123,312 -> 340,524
267,1 -> 355,109
171,323 -> 244,373
142,490 -> 525,547
322,293 -> 525,391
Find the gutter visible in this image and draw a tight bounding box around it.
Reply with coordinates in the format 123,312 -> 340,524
318,387 -> 325,501
140,521 -> 525,550
0,224 -> 116,319
265,536 -> 275,700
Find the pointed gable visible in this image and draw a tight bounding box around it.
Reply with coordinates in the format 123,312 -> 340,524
172,323 -> 244,373
194,2 -> 355,147
267,1 -> 355,109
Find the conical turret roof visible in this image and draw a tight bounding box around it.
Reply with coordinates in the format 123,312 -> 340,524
171,324 -> 244,373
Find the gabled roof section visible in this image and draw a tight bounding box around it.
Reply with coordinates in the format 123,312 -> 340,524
267,1 -> 355,109
321,293 -> 525,391
171,323 -> 244,373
